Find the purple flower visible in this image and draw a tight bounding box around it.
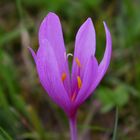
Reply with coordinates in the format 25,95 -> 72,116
29,12 -> 112,140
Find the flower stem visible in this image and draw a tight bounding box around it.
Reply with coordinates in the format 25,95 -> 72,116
69,116 -> 77,140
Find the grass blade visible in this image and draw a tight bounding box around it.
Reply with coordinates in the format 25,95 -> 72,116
112,107 -> 119,140
0,127 -> 13,140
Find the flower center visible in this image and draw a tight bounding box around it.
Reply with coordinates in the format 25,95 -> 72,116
75,57 -> 81,67
61,72 -> 67,82
61,57 -> 83,102
71,91 -> 76,102
77,76 -> 82,89
71,58 -> 83,102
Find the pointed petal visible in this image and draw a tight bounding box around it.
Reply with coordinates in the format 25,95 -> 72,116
75,56 -> 98,106
95,22 -> 112,85
39,12 -> 71,94
87,22 -> 112,97
77,22 -> 112,102
36,40 -> 71,114
71,18 -> 96,93
75,18 -> 96,59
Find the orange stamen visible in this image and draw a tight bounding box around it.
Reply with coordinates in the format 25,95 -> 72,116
75,57 -> 81,67
61,73 -> 66,82
77,76 -> 82,89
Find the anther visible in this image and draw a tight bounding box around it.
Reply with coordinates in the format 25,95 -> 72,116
61,73 -> 66,82
75,57 -> 81,67
71,92 -> 76,102
77,76 -> 82,89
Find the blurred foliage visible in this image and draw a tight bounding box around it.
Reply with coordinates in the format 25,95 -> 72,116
96,86 -> 129,113
0,0 -> 140,140
0,127 -> 13,140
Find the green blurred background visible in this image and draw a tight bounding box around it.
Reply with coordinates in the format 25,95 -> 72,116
0,0 -> 140,140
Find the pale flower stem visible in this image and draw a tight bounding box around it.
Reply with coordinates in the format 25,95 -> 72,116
69,116 -> 77,140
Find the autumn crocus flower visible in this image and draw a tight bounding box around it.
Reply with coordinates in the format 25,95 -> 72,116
29,12 -> 112,140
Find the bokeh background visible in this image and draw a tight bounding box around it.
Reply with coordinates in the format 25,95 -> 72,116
0,0 -> 140,140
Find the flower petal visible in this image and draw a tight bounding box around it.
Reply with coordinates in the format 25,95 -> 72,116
75,22 -> 112,105
35,40 -> 71,114
74,18 -> 96,59
39,12 -> 71,94
75,56 -> 98,106
87,22 -> 112,97
71,18 -> 96,94
94,22 -> 112,86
